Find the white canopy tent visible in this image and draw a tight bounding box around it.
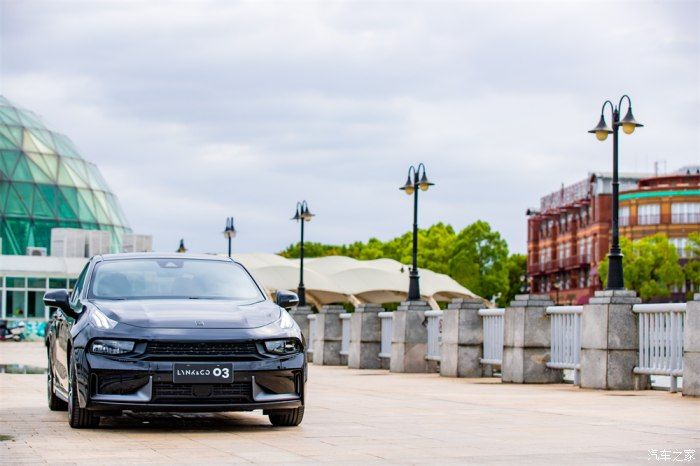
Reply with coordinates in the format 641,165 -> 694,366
232,253 -> 484,309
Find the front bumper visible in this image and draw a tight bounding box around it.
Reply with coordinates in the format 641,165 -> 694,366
80,352 -> 306,413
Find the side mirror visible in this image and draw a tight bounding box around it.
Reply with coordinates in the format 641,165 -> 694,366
275,290 -> 299,310
44,289 -> 76,317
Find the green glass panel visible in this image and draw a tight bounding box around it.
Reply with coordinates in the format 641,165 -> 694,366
26,157 -> 53,183
6,277 -> 26,287
0,150 -> 20,178
0,108 -> 21,125
31,185 -> 54,219
49,278 -> 68,289
63,158 -> 90,187
36,185 -> 58,216
53,133 -> 80,158
5,184 -> 29,215
27,131 -> 54,154
17,109 -> 43,129
0,133 -> 16,150
7,219 -> 30,254
57,187 -> 79,220
27,277 -> 46,288
91,191 -> 110,223
76,190 -> 96,222
0,125 -> 22,145
30,129 -> 57,153
12,157 -> 37,182
68,279 -> 78,290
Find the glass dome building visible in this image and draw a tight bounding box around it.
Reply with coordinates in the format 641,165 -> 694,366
0,96 -> 131,255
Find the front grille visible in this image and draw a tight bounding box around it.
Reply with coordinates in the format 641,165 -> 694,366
145,341 -> 258,358
151,382 -> 251,404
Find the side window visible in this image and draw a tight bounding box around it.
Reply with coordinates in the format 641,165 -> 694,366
70,264 -> 90,305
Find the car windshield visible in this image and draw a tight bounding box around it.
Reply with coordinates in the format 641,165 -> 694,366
89,258 -> 264,301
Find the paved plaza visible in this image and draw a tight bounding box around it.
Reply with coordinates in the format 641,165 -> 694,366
0,342 -> 698,464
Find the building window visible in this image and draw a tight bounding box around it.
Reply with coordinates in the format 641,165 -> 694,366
1,276 -> 74,320
670,237 -> 690,258
638,203 -> 660,225
671,202 -> 700,224
619,206 -> 630,226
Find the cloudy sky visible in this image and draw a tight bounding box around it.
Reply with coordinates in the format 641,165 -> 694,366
1,0 -> 698,255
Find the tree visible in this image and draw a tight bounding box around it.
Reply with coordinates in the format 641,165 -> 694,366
599,234 -> 685,301
500,253 -> 527,307
279,220 -> 521,303
683,232 -> 700,298
448,221 -> 509,302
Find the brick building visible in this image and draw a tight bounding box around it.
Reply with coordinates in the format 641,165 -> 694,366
526,167 -> 700,304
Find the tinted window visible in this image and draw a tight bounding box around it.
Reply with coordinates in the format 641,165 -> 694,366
88,259 -> 263,301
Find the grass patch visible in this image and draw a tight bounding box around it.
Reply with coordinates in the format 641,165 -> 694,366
0,435 -> 14,441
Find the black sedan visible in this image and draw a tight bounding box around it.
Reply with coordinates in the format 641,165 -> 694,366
44,253 -> 306,428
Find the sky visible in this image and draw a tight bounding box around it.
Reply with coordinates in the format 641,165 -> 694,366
0,0 -> 698,255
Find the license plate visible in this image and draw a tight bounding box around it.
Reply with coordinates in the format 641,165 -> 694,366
172,363 -> 233,384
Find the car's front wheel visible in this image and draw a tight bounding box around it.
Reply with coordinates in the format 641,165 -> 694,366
67,357 -> 100,428
47,350 -> 67,411
268,406 -> 304,427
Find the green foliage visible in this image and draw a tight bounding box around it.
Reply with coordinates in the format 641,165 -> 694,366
280,221 -> 524,303
684,232 -> 700,298
501,253 -> 527,307
599,234 -> 685,301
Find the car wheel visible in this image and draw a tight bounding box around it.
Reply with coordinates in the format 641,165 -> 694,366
67,357 -> 100,428
47,351 -> 67,411
268,406 -> 304,427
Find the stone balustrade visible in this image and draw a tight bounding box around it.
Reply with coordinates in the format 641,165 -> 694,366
302,293 -> 699,396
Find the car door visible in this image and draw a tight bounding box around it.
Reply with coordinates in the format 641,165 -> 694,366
54,263 -> 89,392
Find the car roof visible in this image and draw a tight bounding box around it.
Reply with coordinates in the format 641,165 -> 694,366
96,252 -> 234,262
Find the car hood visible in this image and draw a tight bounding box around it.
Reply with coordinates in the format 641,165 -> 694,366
91,299 -> 281,329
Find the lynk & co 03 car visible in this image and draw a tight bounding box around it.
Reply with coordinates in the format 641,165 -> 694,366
44,253 -> 306,428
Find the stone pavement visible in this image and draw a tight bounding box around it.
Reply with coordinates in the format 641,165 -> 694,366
0,342 -> 698,464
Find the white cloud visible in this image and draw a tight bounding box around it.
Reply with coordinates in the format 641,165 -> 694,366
1,0 -> 698,255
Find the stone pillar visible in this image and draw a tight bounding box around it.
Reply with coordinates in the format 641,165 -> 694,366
502,294 -> 562,383
290,306 -> 313,343
580,290 -> 643,390
682,293 -> 700,397
390,301 -> 431,373
312,305 -> 344,365
348,304 -> 384,369
440,298 -> 486,377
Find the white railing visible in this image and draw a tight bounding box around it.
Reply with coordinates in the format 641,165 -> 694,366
378,312 -> 394,360
425,310 -> 443,361
339,313 -> 352,357
545,306 -> 583,385
478,308 -> 504,367
307,314 -> 317,357
633,303 -> 686,393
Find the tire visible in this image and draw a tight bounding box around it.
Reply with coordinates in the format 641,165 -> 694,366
47,352 -> 68,411
67,358 -> 100,428
268,406 -> 304,427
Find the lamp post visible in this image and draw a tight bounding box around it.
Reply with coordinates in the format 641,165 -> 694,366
399,163 -> 434,301
588,95 -> 643,290
292,201 -> 314,306
223,217 -> 237,258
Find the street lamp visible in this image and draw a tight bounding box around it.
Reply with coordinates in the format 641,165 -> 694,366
399,163 -> 434,301
223,217 -> 237,258
588,95 -> 643,290
291,201 -> 314,306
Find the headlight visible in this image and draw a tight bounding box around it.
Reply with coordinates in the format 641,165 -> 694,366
90,339 -> 135,355
278,310 -> 297,330
264,339 -> 301,355
90,309 -> 118,329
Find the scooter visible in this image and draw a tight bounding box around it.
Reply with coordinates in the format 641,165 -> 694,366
0,320 -> 25,341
